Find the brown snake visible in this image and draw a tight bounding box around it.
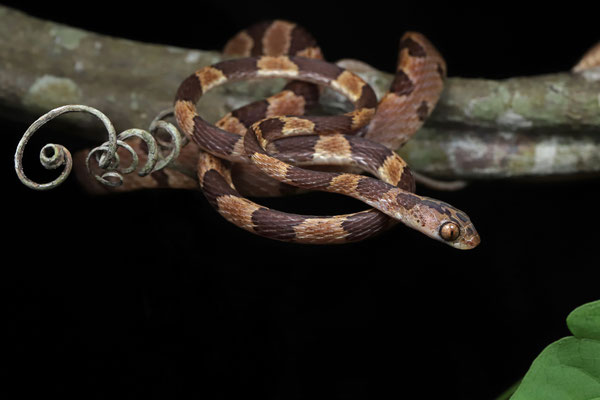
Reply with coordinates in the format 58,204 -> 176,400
172,20 -> 480,248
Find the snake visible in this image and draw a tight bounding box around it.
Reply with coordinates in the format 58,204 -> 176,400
173,20 -> 480,249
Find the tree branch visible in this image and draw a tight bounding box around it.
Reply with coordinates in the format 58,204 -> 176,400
3,5 -> 600,180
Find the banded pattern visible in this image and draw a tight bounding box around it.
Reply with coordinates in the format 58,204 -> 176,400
198,152 -> 393,243
215,21 -> 325,196
243,116 -> 478,248
175,55 -> 377,164
365,32 -> 447,149
173,20 -> 480,248
223,20 -> 323,60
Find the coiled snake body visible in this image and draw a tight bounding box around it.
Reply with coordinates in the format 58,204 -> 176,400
174,21 -> 480,249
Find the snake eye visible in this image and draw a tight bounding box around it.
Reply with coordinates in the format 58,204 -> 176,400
439,222 -> 460,241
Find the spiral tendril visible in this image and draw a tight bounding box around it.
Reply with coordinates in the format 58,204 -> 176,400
14,105 -> 184,191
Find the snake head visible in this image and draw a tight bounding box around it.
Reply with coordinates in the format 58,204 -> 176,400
419,198 -> 480,249
397,193 -> 480,249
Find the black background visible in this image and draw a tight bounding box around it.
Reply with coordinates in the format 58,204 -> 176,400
3,1 -> 600,399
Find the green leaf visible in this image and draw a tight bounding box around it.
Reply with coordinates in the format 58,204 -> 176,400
511,300 -> 600,400
568,301 -> 600,341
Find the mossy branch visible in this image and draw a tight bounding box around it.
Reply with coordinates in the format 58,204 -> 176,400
2,5 -> 600,180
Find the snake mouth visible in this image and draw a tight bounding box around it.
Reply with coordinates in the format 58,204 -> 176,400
455,223 -> 481,250
463,235 -> 481,249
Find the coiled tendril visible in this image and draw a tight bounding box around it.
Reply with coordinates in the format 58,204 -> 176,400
14,105 -> 184,190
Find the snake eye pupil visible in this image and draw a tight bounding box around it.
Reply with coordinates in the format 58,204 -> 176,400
440,222 -> 460,241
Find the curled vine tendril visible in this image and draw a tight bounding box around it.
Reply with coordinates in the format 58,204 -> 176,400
14,105 -> 184,190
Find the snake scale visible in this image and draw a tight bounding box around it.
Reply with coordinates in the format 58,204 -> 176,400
172,20 -> 480,248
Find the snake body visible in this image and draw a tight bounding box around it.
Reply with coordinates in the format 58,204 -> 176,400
174,20 -> 480,248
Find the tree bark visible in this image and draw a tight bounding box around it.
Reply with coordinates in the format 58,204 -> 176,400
2,5 -> 600,180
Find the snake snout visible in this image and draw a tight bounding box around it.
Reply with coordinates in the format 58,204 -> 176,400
455,223 -> 481,250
